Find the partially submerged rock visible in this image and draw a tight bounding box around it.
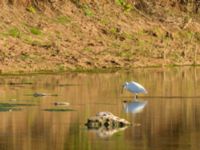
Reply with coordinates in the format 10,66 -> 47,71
33,92 -> 47,97
33,92 -> 58,97
85,112 -> 130,129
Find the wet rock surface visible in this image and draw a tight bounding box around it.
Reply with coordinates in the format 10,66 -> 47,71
85,112 -> 130,129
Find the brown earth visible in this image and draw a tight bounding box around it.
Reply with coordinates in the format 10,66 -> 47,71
0,0 -> 200,74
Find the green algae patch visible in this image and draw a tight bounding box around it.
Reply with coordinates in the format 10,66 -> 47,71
0,103 -> 36,107
0,103 -> 37,112
0,107 -> 22,112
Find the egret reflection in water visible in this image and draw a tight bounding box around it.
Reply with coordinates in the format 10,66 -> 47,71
123,100 -> 148,114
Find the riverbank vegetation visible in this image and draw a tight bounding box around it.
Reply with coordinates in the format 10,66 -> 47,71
0,0 -> 199,73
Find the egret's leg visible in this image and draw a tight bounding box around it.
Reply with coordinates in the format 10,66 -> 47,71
134,94 -> 137,100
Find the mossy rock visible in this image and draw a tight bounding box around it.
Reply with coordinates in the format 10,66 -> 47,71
85,112 -> 130,129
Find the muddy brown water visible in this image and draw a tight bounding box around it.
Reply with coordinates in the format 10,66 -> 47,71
0,67 -> 199,150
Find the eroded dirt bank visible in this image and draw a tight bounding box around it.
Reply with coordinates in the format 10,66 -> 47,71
0,0 -> 200,73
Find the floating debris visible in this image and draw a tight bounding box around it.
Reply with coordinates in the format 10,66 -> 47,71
85,112 -> 130,129
53,102 -> 70,106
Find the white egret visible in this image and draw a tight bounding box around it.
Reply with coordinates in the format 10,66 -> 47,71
122,81 -> 147,99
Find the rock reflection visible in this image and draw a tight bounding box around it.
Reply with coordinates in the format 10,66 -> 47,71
123,100 -> 148,114
88,126 -> 128,139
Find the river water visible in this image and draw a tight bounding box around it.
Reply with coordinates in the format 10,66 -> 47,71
0,67 -> 199,150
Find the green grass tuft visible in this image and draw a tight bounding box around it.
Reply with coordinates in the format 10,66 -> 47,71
55,16 -> 71,25
8,27 -> 21,38
82,5 -> 94,17
20,53 -> 30,61
115,0 -> 126,5
30,27 -> 42,35
26,6 -> 36,14
83,47 -> 93,52
115,0 -> 133,11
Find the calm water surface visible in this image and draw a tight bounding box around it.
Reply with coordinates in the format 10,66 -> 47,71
0,67 -> 199,150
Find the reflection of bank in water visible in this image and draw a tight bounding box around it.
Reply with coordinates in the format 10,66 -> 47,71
123,100 -> 148,114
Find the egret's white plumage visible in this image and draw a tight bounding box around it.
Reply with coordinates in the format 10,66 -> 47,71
122,81 -> 147,98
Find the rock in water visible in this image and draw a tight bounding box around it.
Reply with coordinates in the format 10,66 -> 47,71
85,112 -> 130,129
33,92 -> 58,97
33,92 -> 47,97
